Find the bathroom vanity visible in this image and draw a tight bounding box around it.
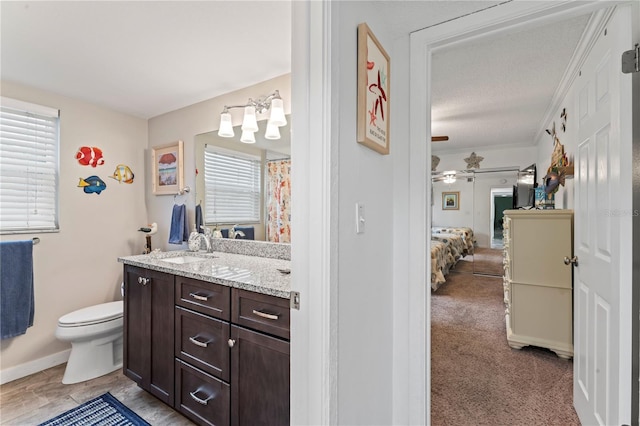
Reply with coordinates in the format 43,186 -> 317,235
118,250 -> 291,426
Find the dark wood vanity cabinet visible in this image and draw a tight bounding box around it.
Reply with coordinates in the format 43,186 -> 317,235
174,277 -> 290,426
123,265 -> 175,406
230,325 -> 290,426
230,289 -> 291,426
124,266 -> 290,426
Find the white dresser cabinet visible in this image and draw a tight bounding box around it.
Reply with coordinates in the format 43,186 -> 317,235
502,209 -> 574,359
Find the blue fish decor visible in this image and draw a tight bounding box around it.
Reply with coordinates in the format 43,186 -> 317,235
78,175 -> 107,194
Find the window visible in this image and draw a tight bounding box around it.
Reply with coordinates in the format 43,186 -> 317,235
203,146 -> 261,224
0,97 -> 59,233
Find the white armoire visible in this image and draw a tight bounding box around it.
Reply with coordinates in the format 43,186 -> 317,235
502,209 -> 574,359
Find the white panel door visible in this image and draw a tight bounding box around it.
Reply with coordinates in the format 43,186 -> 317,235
573,8 -> 631,425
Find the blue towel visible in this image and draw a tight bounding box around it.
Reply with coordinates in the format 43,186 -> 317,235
168,204 -> 189,244
1,240 -> 34,339
195,204 -> 204,234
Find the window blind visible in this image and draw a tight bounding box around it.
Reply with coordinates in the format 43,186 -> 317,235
0,97 -> 59,233
204,146 -> 261,224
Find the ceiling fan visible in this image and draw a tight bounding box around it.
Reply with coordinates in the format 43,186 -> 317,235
431,136 -> 449,142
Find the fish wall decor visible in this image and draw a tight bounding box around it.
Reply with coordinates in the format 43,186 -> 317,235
109,164 -> 134,184
76,146 -> 105,167
78,175 -> 107,194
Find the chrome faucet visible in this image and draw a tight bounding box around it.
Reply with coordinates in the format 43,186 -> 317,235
230,225 -> 245,239
200,226 -> 213,252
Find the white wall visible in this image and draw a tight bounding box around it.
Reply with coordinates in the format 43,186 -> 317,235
330,3 -> 397,424
433,145 -> 536,172
433,146 -> 535,247
147,74 -> 290,252
0,81 -> 148,381
432,179 -> 474,228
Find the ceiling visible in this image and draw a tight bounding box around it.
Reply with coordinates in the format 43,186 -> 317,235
431,13 -> 591,154
1,1 -> 292,119
2,2 -> 590,154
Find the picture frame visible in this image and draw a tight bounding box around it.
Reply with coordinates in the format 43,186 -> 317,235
152,140 -> 184,195
357,22 -> 390,155
442,191 -> 460,210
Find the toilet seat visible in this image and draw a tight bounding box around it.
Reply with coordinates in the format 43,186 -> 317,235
58,301 -> 123,327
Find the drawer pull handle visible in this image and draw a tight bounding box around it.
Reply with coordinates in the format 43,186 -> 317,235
189,292 -> 209,301
189,389 -> 213,406
252,309 -> 279,321
189,336 -> 210,348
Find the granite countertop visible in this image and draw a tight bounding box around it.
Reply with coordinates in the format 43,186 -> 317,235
118,250 -> 291,299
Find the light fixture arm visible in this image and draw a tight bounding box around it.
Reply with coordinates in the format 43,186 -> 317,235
217,89 -> 286,143
221,90 -> 282,115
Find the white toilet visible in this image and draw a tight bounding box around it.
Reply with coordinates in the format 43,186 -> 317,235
55,301 -> 123,384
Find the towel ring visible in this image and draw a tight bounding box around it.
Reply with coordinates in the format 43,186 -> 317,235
174,186 -> 191,201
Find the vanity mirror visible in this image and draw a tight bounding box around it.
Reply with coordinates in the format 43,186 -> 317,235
194,115 -> 291,243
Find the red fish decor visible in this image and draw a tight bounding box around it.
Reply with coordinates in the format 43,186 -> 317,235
76,146 -> 105,167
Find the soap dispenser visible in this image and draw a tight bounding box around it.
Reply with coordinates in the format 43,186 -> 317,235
188,224 -> 201,251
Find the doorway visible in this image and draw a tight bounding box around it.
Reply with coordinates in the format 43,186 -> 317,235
412,2 -> 637,424
490,188 -> 512,249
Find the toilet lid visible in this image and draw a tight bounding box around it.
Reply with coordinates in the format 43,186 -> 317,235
58,301 -> 123,326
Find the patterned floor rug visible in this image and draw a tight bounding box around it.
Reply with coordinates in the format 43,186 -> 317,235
38,392 -> 150,426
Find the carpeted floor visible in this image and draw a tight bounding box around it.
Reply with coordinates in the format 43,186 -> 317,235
472,247 -> 504,276
431,272 -> 579,426
451,247 -> 504,276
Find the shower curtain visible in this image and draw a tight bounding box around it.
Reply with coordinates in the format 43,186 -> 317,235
266,159 -> 291,243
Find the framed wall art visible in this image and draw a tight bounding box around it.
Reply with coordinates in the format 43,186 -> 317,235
442,191 -> 459,210
357,22 -> 390,155
152,140 -> 184,195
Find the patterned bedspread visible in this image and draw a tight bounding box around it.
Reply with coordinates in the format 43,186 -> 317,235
430,226 -> 475,291
432,226 -> 475,255
431,233 -> 466,261
430,240 -> 449,291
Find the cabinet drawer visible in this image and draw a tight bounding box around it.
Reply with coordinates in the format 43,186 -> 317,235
176,276 -> 230,321
175,359 -> 230,426
232,289 -> 290,340
175,307 -> 230,382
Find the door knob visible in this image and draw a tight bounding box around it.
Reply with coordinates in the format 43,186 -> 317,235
137,276 -> 149,285
228,339 -> 236,348
563,256 -> 578,266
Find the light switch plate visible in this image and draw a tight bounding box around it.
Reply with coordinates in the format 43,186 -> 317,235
356,203 -> 365,234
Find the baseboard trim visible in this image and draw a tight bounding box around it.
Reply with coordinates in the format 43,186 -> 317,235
0,350 -> 70,385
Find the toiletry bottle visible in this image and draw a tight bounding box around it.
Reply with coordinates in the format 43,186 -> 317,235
188,224 -> 201,251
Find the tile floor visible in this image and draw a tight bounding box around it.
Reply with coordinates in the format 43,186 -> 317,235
0,364 -> 195,425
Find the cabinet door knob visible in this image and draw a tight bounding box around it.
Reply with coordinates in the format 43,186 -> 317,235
563,256 -> 578,266
137,277 -> 149,285
228,339 -> 236,348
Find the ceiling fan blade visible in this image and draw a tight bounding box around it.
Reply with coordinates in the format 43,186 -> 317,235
431,136 -> 449,142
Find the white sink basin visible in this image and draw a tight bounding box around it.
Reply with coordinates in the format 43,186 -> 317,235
160,256 -> 207,265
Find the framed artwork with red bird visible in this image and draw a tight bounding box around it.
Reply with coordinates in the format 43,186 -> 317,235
357,22 -> 390,155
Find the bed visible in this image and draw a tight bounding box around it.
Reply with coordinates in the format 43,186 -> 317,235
432,226 -> 475,255
430,240 -> 450,291
431,233 -> 466,261
430,226 -> 475,290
